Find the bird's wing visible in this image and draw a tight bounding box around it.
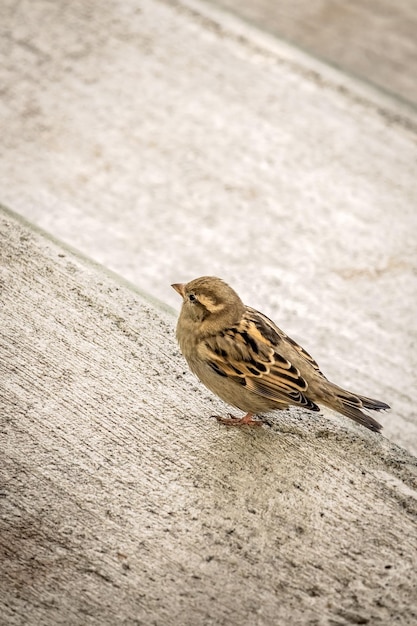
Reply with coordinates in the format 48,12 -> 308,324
199,307 -> 320,412
247,308 -> 324,375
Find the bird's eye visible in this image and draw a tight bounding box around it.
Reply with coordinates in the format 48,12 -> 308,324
188,293 -> 197,303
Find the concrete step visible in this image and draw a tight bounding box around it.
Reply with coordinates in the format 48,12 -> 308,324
1,206 -> 417,625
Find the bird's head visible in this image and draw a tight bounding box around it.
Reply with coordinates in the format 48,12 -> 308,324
171,276 -> 244,333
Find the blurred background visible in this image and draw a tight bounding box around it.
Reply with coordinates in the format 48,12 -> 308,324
1,0 -> 416,452
212,0 -> 417,108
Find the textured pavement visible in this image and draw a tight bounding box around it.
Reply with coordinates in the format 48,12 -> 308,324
2,207 -> 417,625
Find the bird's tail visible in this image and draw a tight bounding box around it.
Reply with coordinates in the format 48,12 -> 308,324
323,385 -> 390,433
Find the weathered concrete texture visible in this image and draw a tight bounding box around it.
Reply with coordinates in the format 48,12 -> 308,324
0,0 -> 416,458
212,0 -> 417,108
1,208 -> 417,625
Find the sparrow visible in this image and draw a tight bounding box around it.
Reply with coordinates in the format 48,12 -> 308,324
172,276 -> 389,431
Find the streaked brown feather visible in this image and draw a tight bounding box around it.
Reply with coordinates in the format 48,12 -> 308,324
246,307 -> 324,375
200,310 -> 320,412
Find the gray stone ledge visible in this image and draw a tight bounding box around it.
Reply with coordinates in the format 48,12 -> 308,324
1,207 -> 417,625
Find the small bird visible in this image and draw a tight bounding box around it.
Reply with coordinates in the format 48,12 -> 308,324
172,276 -> 389,432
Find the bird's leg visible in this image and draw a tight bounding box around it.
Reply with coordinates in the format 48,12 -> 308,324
212,412 -> 263,427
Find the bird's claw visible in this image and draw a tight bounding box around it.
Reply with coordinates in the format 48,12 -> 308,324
212,413 -> 263,427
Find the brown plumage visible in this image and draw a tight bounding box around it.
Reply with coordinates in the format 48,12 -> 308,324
172,276 -> 389,431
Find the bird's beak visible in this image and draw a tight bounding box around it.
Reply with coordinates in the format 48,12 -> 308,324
171,283 -> 186,298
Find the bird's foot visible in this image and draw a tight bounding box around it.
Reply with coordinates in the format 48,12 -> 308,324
212,412 -> 263,427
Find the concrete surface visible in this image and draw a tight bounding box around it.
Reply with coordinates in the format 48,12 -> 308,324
211,0 -> 417,108
1,206 -> 417,625
1,0 -> 416,456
